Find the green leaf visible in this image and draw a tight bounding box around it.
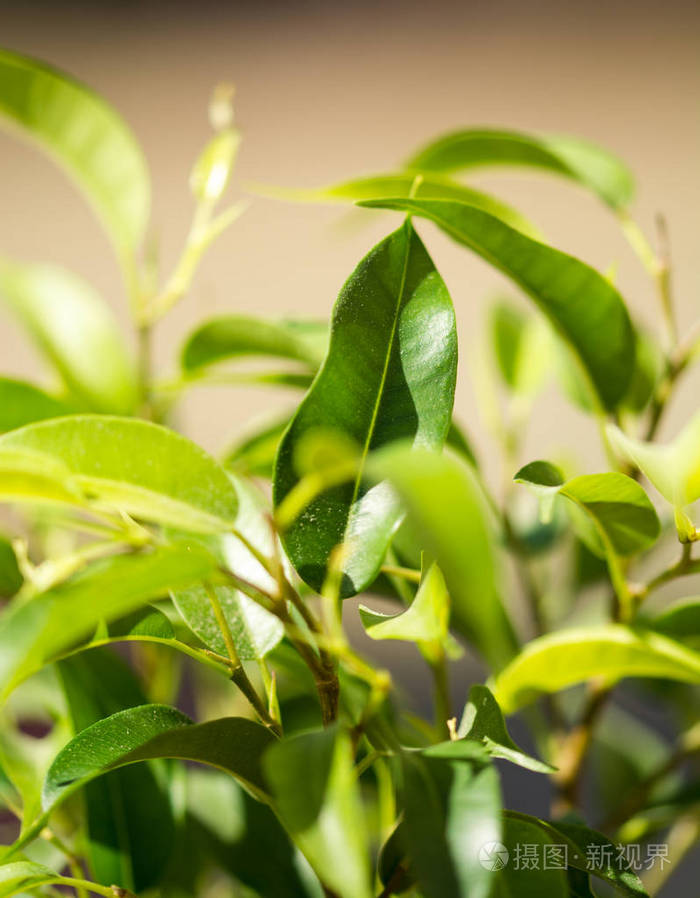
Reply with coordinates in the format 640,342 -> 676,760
369,445 -> 518,670
0,49 -> 150,269
41,705 -> 275,818
399,745 -> 502,898
0,861 -> 75,898
489,301 -> 552,397
263,727 -> 372,898
0,536 -> 21,598
491,624 -> 700,713
457,685 -> 555,773
0,378 -> 74,433
181,316 -> 328,373
57,649 -> 174,892
274,221 -> 457,595
515,466 -> 660,556
491,814 -> 569,897
0,260 -> 137,414
404,128 -> 634,210
172,584 -> 283,660
223,413 -> 290,478
649,598 -> 700,647
0,416 -> 238,533
359,198 -> 635,412
264,172 -> 540,237
0,543 -> 217,702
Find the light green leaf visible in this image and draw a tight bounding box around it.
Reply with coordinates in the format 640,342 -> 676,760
399,745 -> 501,898
491,624 -> 700,713
263,727 -> 372,898
0,446 -> 82,506
0,49 -> 150,269
489,301 -> 553,398
274,221 -> 457,595
0,378 -> 74,433
223,413 -> 290,478
359,198 -> 635,412
404,128 -> 634,210
515,466 -> 660,557
0,416 -> 238,532
0,543 -> 217,703
369,445 -> 518,670
457,685 -> 555,773
262,172 -> 540,238
0,260 -> 137,414
181,316 -> 329,373
0,862 -> 80,898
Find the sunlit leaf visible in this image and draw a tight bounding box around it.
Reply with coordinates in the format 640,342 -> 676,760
359,198 -> 635,411
404,127 -> 634,209
0,378 -> 74,433
274,222 -> 457,595
492,625 -> 700,713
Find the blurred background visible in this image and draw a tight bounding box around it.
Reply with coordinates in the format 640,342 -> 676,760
1,2 -> 699,892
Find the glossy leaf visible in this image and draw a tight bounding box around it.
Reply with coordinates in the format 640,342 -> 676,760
263,727 -> 372,898
274,221 -> 457,595
58,649 -> 174,892
172,584 -> 283,660
492,625 -> 700,713
0,416 -> 238,532
0,260 -> 137,414
399,744 -> 501,898
41,705 -> 275,817
457,685 -> 555,773
181,316 -> 328,373
0,48 -> 150,264
369,444 -> 518,670
404,127 -> 634,209
0,378 -> 74,433
264,172 -> 540,237
359,198 -> 635,411
0,543 -> 217,702
515,465 -> 660,557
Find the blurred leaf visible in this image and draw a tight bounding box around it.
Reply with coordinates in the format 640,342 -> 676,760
404,127 -> 634,209
369,445 -> 518,670
0,543 -> 217,702
457,685 -> 555,773
622,329 -> 663,413
107,605 -> 175,639
359,198 -> 635,412
172,584 -> 283,660
0,260 -> 137,414
223,413 -> 290,478
0,49 -> 150,268
0,416 -> 238,533
649,598 -> 700,648
0,379 -> 74,433
263,171 -> 540,237
0,861 -> 75,897
181,315 -> 328,373
399,744 -> 501,898
492,624 -> 700,713
58,648 -> 174,892
0,536 -> 21,598
263,727 -> 372,898
489,301 -> 552,398
0,446 -> 82,506
446,419 -> 478,468
491,814 -> 569,897
274,221 -> 457,595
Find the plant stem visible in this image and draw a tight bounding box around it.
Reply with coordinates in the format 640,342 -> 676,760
380,564 -> 422,584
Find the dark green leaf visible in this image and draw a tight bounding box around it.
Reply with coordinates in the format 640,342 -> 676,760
404,128 -> 634,209
458,685 -> 555,773
491,813 -> 569,897
274,221 -> 457,595
0,536 -> 21,598
649,599 -> 700,647
0,379 -> 74,433
0,49 -> 150,267
359,198 -> 635,411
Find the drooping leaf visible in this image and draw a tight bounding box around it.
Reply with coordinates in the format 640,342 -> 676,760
263,172 -> 540,237
263,727 -> 372,898
0,378 -> 74,433
274,221 -> 457,595
359,198 -> 635,411
399,743 -> 502,898
0,260 -> 137,414
369,444 -> 518,670
404,127 -> 634,209
515,465 -> 660,557
491,625 -> 700,713
0,416 -> 238,532
457,685 -> 555,773
57,648 -> 174,892
181,316 -> 328,373
0,48 -> 150,268
0,543 -> 217,702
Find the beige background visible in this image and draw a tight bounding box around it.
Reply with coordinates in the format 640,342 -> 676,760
1,0 -> 699,485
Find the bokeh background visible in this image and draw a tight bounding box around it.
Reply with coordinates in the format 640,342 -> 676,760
1,1 -> 699,893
